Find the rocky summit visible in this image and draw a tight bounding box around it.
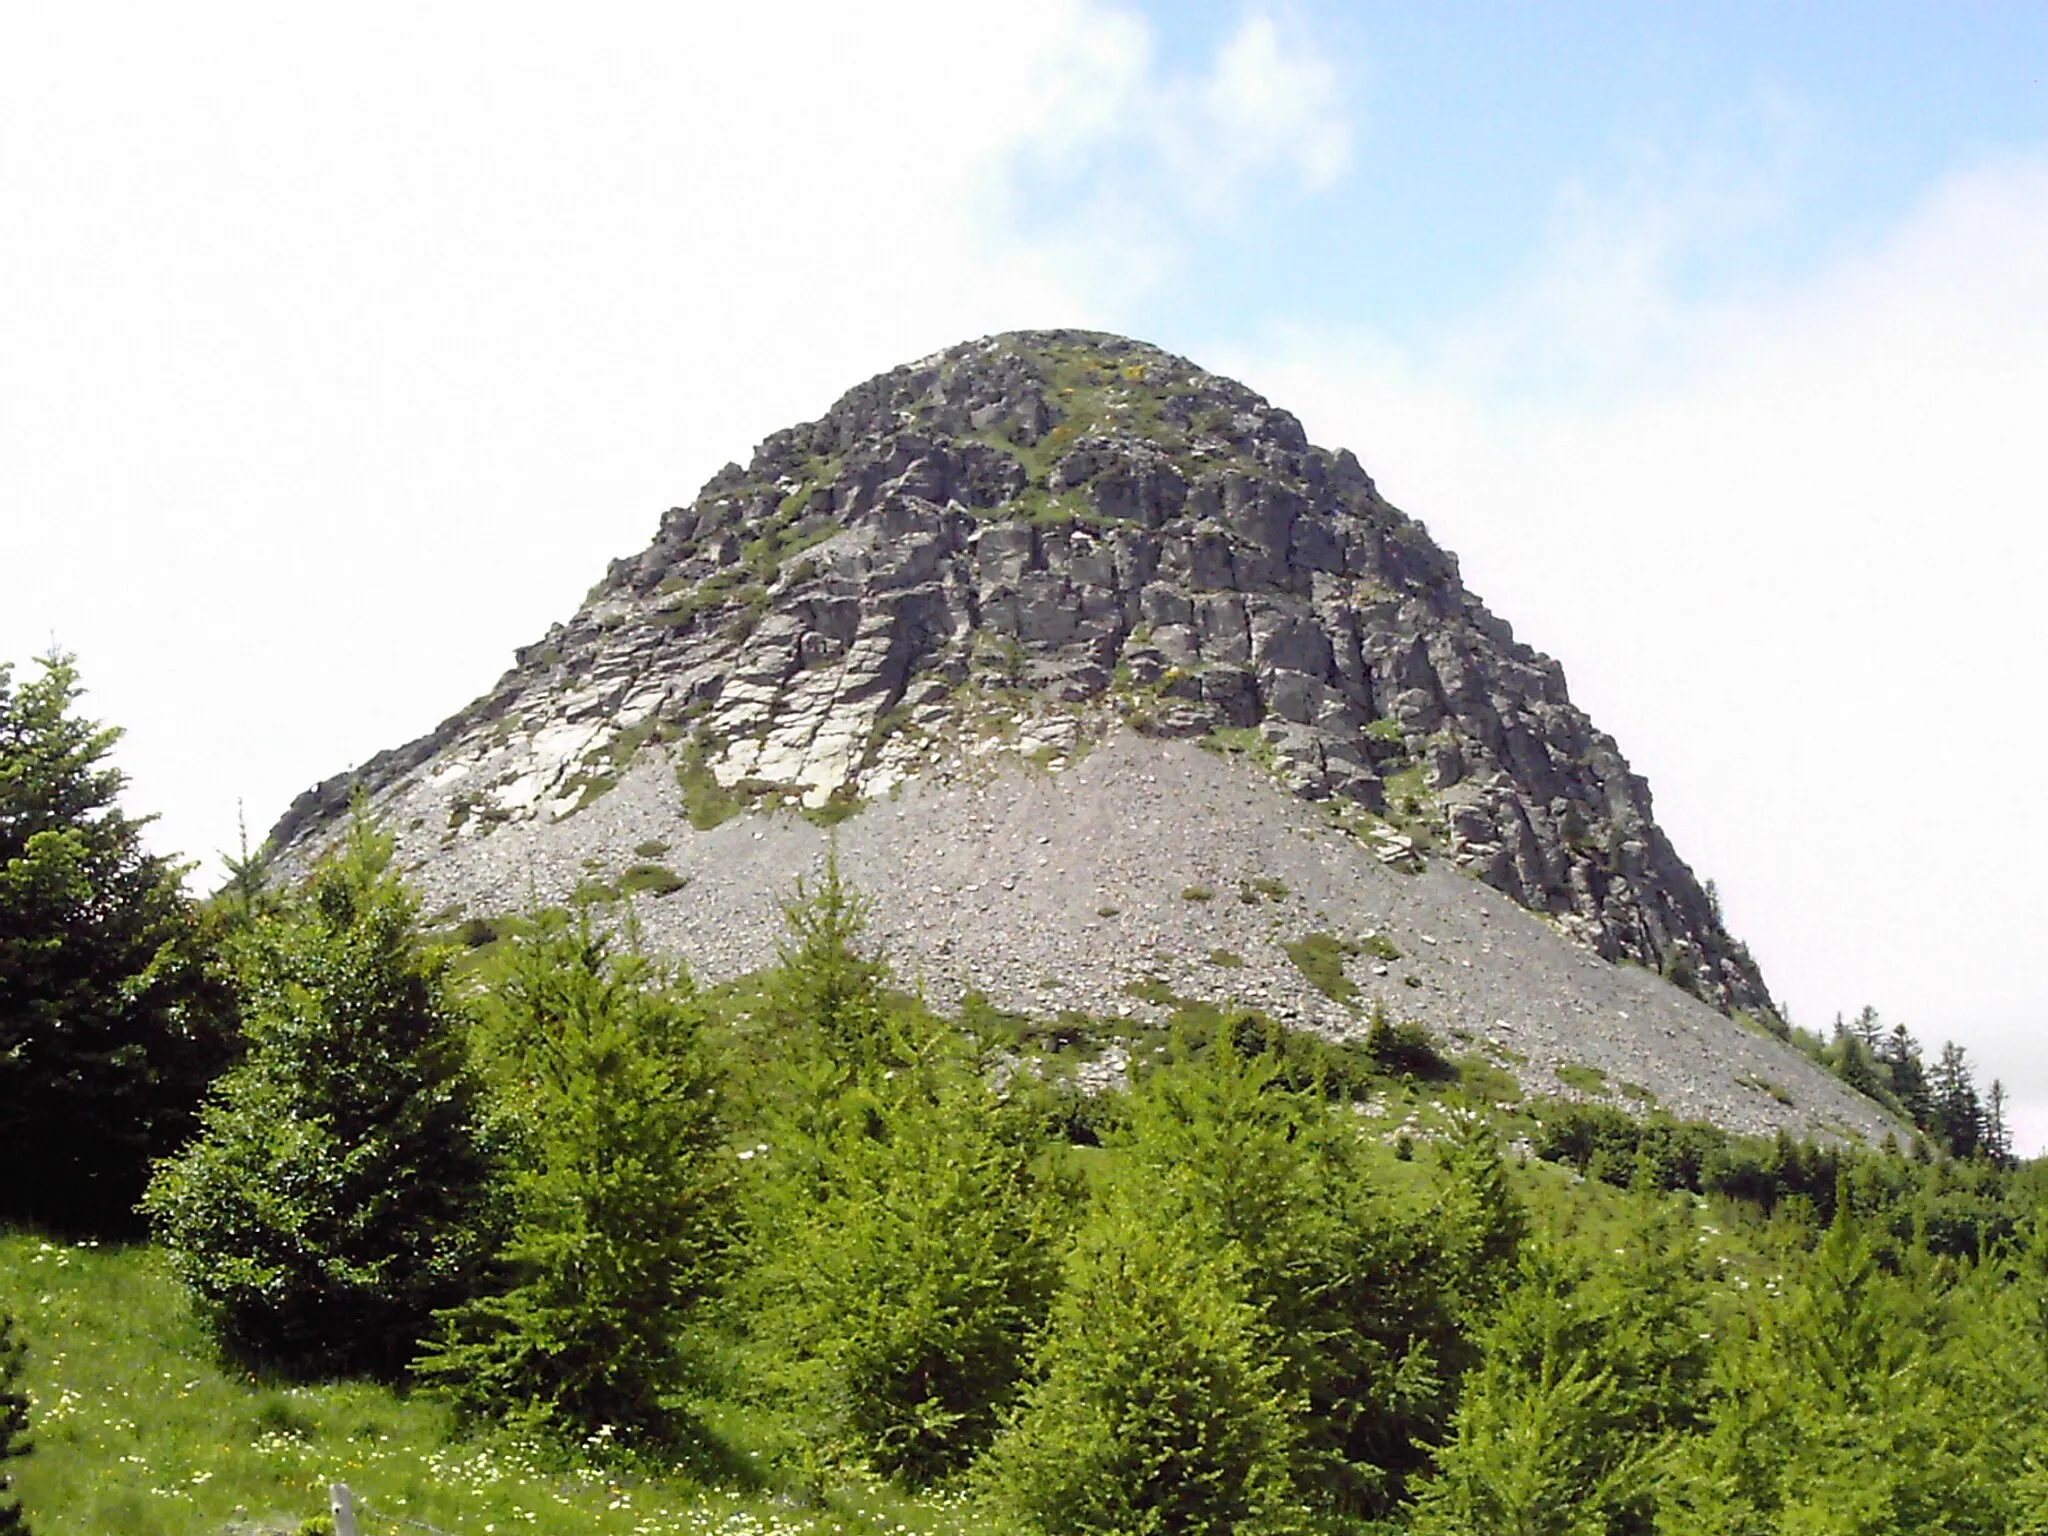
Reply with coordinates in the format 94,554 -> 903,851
268,330 -> 1891,1141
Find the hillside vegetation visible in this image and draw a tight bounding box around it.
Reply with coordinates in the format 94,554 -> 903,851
6,656 -> 2045,1536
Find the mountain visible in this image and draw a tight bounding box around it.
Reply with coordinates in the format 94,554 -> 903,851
267,330 -> 1891,1140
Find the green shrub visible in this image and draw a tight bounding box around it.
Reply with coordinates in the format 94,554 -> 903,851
0,1311 -> 26,1535
747,1061 -> 1067,1481
0,652 -> 236,1232
982,1185 -> 1304,1536
1366,1009 -> 1452,1080
1181,885 -> 1216,902
142,818 -> 495,1377
416,918 -> 734,1441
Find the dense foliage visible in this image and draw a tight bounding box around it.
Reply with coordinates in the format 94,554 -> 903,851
13,664 -> 2048,1532
142,818 -> 496,1377
742,861 -> 1068,1480
416,914 -> 735,1440
0,654 -> 233,1231
0,1310 -> 26,1535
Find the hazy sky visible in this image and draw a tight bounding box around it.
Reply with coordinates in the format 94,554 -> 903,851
5,4 -> 2045,1140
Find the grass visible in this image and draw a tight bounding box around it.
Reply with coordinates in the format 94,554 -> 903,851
1199,726 -> 1279,774
0,1233 -> 1006,1536
1737,1073 -> 1795,1107
1282,932 -> 1363,1005
1555,1062 -> 1611,1096
621,863 -> 689,898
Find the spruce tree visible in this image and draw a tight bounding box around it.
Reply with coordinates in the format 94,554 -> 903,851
0,1311 -> 27,1535
142,816 -> 494,1376
0,652 -> 234,1230
744,862 -> 1065,1479
416,915 -> 735,1441
983,1182 -> 1305,1536
1929,1042 -> 1983,1160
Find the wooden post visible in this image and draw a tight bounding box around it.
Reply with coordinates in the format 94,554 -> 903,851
330,1482 -> 358,1536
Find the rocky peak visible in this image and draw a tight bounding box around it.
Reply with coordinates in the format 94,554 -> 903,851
270,329 -> 1771,1019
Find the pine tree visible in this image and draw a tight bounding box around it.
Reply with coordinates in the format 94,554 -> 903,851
0,652 -> 234,1230
142,816 -> 494,1376
0,1311 -> 27,1535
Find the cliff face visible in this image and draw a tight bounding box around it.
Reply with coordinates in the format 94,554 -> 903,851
271,329 -> 1769,1019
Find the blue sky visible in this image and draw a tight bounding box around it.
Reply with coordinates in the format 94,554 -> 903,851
1099,2 -> 2047,346
3,2 -> 2044,1137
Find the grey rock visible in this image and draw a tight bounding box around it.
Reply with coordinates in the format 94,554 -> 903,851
269,328 -> 1780,1054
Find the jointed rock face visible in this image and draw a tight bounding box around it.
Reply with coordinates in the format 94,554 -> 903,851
273,330 -> 1768,1019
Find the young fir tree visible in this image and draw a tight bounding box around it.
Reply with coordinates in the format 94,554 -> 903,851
981,1179 -> 1306,1536
0,1311 -> 27,1535
1659,1213 -> 1991,1536
416,913 -> 735,1442
1115,1035 -> 1515,1519
0,652 -> 234,1230
142,816 -> 494,1377
744,857 -> 1066,1480
759,846 -> 890,1072
1411,1198 -> 1711,1536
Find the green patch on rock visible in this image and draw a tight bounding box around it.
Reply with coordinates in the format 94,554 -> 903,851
1556,1062 -> 1611,1096
620,863 -> 688,897
1284,931 -> 1363,1004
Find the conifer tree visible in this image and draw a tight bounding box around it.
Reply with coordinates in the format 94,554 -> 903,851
744,862 -> 1065,1479
142,816 -> 494,1376
1411,1200 -> 1708,1536
982,1181 -> 1305,1536
0,652 -> 234,1230
417,914 -> 735,1440
0,1311 -> 27,1535
759,845 -> 890,1069
1929,1042 -> 1983,1160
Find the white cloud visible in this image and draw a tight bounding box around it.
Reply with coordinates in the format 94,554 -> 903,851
0,0 -> 1359,891
0,1 -> 1154,870
1223,150 -> 2048,1141
1190,13 -> 1352,196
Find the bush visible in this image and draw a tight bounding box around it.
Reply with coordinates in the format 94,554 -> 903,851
759,847 -> 891,1069
416,917 -> 735,1441
1366,1008 -> 1452,1080
0,1311 -> 27,1534
143,818 -> 495,1377
982,1186 -> 1304,1536
0,652 -> 235,1231
747,1056 -> 1066,1480
1116,1034 -> 1511,1517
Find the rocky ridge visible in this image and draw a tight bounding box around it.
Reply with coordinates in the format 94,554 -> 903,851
275,330 -> 1770,1016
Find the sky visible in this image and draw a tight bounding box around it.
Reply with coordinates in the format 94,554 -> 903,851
4,3 -> 2045,1140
